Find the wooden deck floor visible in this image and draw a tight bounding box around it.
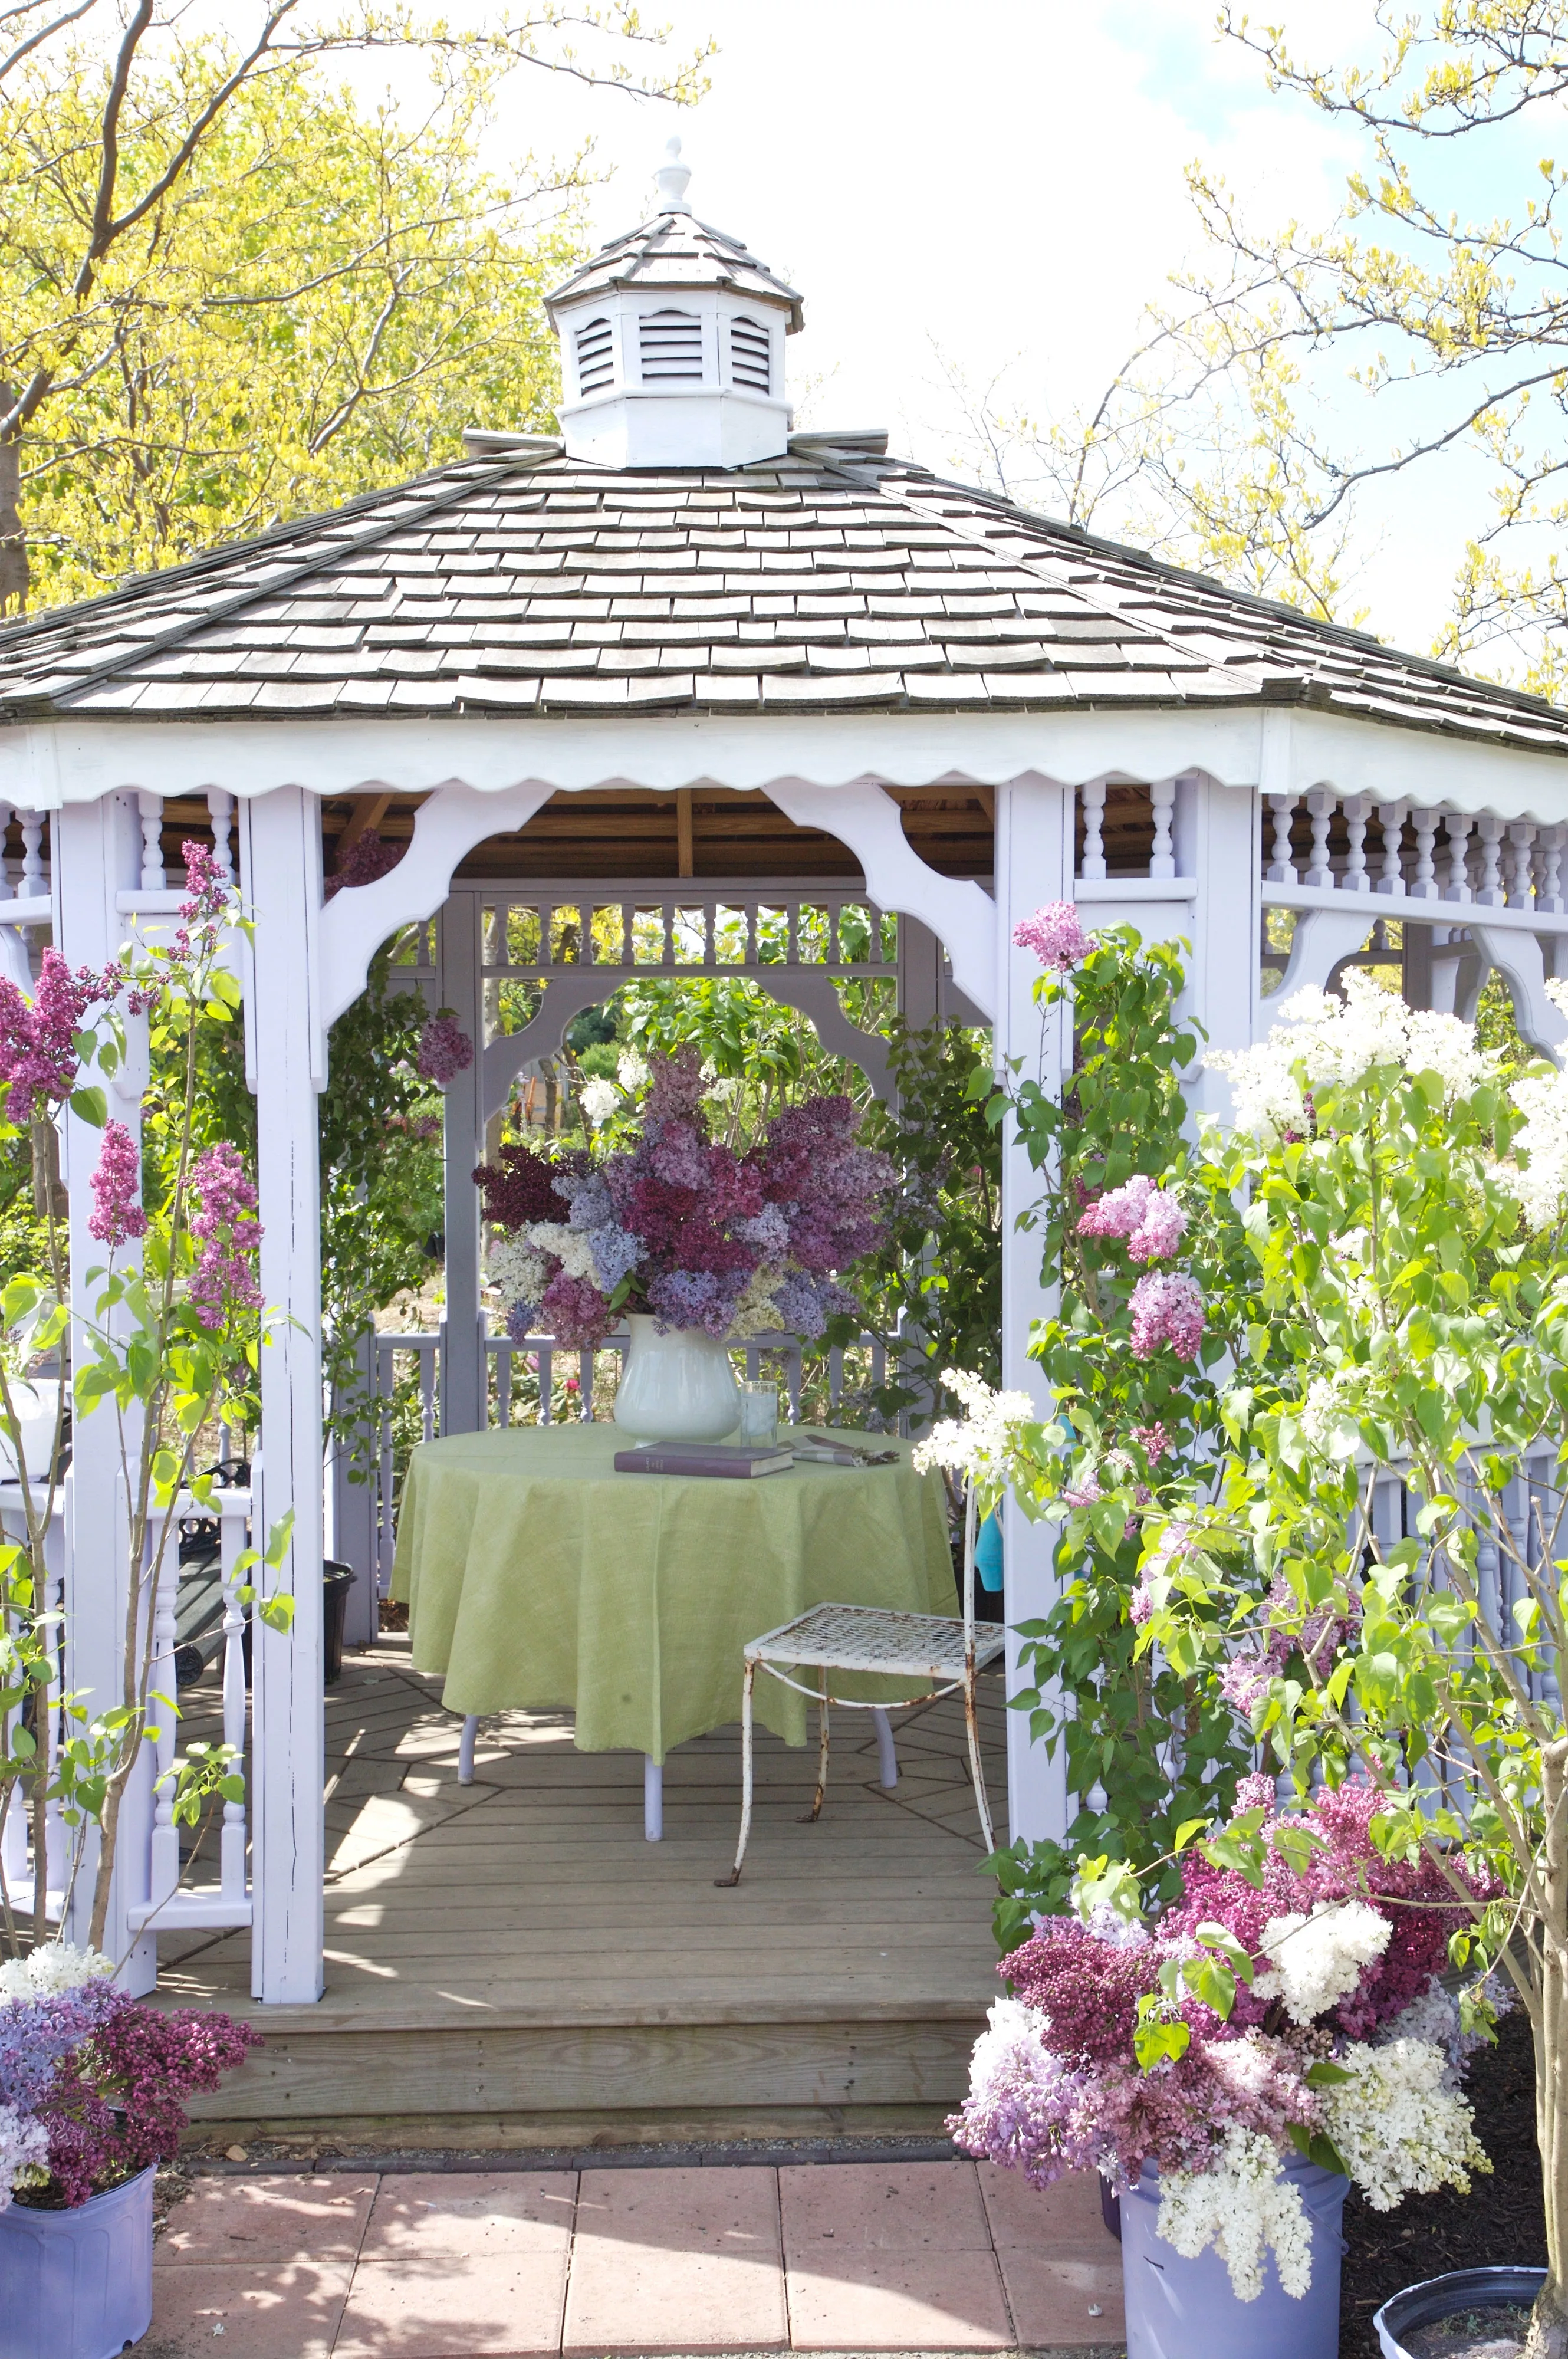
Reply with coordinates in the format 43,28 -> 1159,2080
162,1639 -> 1008,2145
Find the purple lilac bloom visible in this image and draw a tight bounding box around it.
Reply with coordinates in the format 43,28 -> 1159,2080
176,841 -> 229,928
644,1046 -> 708,1124
0,949 -> 119,1123
0,1985 -> 117,2120
564,1172 -> 616,1230
87,1119 -> 147,1247
505,1300 -> 537,1345
186,1143 -> 262,1329
1129,1270 -> 1204,1362
324,832 -> 404,900
416,1015 -> 474,1086
646,1267 -> 747,1339
587,1224 -> 643,1293
539,1269 -> 613,1349
1013,902 -> 1091,972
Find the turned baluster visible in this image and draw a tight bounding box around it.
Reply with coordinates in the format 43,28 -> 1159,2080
1079,782 -> 1107,880
1375,802 -> 1408,896
1341,796 -> 1372,891
1266,791 -> 1297,883
1150,778 -> 1176,879
1304,789 -> 1336,887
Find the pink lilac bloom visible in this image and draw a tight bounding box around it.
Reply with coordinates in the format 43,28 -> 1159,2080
1076,1172 -> 1187,1262
1129,1270 -> 1205,1362
645,1044 -> 708,1124
1132,1421 -> 1171,1464
176,840 -> 229,928
186,1144 -> 262,1329
87,1120 -> 147,1247
416,1015 -> 474,1086
0,949 -> 119,1123
1161,1776 -> 1482,2038
1013,901 -> 1091,972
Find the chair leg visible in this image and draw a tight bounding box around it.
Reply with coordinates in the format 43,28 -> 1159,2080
872,1706 -> 898,1789
802,1677 -> 830,1822
643,1755 -> 663,1842
458,1714 -> 478,1786
963,1661 -> 996,1855
715,1662 -> 756,1887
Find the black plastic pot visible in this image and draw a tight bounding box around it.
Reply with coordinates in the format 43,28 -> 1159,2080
1373,2265 -> 1547,2359
323,1560 -> 354,1685
237,1560 -> 356,1687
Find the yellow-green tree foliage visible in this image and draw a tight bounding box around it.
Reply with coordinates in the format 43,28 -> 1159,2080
0,5 -> 708,607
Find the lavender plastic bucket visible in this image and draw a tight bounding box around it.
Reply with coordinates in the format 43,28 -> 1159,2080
1120,2154 -> 1349,2359
0,2166 -> 154,2358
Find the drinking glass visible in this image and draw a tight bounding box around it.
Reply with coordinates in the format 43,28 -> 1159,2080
737,1379 -> 780,1447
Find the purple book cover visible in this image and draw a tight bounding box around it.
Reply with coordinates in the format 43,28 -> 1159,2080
613,1441 -> 794,1479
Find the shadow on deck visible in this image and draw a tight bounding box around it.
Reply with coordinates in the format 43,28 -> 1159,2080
160,1640 -> 1008,2148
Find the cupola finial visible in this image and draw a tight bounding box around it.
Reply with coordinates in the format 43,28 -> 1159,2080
654,135 -> 692,215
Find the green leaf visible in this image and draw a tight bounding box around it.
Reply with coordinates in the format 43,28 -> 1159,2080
1133,1995 -> 1191,2071
1173,1817 -> 1210,1854
68,1085 -> 107,1128
1304,2060 -> 1353,2087
1181,1950 -> 1238,2020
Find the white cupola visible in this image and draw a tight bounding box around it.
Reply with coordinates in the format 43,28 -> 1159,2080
544,139 -> 803,468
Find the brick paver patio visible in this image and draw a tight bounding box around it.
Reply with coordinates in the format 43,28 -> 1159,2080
145,2160 -> 1125,2356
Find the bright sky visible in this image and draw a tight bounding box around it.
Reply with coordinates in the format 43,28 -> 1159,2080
499,0 -> 1518,661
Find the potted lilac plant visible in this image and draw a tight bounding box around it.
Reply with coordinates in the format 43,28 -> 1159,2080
950,1779 -> 1494,2359
476,1045 -> 895,1442
0,1940 -> 254,2357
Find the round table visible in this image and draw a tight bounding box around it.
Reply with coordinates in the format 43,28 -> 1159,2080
389,1422 -> 955,1833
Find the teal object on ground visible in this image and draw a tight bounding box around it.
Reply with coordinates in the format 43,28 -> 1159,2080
975,1509 -> 1004,1592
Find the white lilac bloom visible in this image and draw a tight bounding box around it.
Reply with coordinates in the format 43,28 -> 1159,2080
0,1941 -> 113,2002
1500,998 -> 1568,1228
578,1076 -> 620,1128
727,1265 -> 787,1341
1208,970 -> 1497,1142
1323,2039 -> 1490,2212
616,1049 -> 649,1092
911,1368 -> 1037,1481
1157,2125 -> 1314,2301
0,2104 -> 48,2211
488,1235 -> 551,1311
1253,1901 -> 1391,2025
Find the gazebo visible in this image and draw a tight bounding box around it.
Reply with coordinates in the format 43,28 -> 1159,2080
4,139 -> 1568,2059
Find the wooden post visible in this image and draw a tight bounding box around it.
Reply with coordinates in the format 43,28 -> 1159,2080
55,795 -> 155,1987
1173,773 -> 1264,1124
994,776 -> 1072,1849
439,887 -> 486,1435
896,915 -> 945,1031
241,787 -> 326,2005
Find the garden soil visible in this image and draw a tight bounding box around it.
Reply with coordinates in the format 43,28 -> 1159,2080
1340,2008 -> 1546,2358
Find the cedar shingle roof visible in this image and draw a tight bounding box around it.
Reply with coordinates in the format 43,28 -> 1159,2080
544,209 -> 804,331
2,438 -> 1567,755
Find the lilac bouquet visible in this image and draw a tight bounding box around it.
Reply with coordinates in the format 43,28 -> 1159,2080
476,1047 -> 895,1349
0,1944 -> 255,2209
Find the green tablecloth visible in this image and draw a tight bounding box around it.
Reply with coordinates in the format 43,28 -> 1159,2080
389,1424 -> 956,1760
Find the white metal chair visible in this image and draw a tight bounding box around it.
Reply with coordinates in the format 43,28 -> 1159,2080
716,1484 -> 1005,1885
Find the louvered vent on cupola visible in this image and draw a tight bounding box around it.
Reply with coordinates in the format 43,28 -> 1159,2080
639,310 -> 704,382
729,317 -> 771,394
574,317 -> 614,396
